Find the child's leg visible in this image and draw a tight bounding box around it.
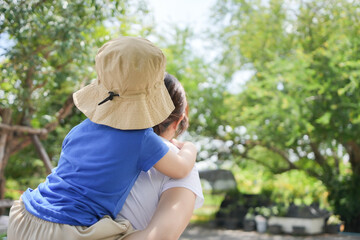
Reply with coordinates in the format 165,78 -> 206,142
7,199 -> 24,240
73,215 -> 135,240
7,197 -> 134,240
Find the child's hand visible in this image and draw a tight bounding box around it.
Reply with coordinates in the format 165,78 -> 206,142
170,138 -> 185,149
155,139 -> 197,179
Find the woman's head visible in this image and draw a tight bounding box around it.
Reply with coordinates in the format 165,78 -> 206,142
153,73 -> 189,137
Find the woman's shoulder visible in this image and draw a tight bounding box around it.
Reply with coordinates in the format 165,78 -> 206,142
159,138 -> 179,153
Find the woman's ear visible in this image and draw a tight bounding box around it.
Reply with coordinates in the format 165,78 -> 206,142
174,113 -> 185,130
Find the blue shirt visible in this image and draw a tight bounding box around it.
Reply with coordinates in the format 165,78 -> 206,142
22,119 -> 169,226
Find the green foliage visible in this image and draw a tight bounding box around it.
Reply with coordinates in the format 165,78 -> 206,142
231,163 -> 328,208
212,0 -> 360,231
4,179 -> 22,200
263,170 -> 328,207
327,174 -> 360,231
327,214 -> 342,225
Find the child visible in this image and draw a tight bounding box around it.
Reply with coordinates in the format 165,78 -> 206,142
7,37 -> 197,240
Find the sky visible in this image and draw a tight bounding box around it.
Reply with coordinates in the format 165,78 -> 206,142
0,0 -> 253,92
147,0 -> 253,93
146,0 -> 216,59
147,0 -> 215,32
1,0 -> 216,60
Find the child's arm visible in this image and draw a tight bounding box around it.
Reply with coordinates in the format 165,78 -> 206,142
153,141 -> 197,179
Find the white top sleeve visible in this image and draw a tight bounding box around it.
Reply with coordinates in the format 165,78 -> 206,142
161,165 -> 204,210
117,139 -> 204,230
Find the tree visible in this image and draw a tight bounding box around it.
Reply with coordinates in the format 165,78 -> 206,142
211,0 -> 360,232
154,26 -> 231,138
0,0 -> 152,201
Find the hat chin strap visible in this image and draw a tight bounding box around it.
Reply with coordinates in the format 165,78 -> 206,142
98,91 -> 120,105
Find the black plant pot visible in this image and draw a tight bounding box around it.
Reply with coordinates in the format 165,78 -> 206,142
325,224 -> 340,234
224,218 -> 239,229
268,224 -> 282,234
243,219 -> 256,231
292,226 -> 306,235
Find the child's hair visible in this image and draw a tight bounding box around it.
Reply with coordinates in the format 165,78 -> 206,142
153,73 -> 189,137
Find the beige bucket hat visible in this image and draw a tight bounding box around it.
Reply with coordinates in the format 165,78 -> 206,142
73,36 -> 175,130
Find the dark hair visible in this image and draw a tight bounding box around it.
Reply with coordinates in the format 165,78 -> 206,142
153,73 -> 189,137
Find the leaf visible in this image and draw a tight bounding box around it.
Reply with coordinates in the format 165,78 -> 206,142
1,82 -> 12,91
316,112 -> 332,125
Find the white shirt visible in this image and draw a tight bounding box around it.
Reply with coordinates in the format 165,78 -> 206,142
117,139 -> 204,230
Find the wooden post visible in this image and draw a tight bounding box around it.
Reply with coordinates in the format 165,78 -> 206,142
31,135 -> 53,174
0,108 -> 12,214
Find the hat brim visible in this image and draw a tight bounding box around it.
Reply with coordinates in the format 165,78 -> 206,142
73,80 -> 175,130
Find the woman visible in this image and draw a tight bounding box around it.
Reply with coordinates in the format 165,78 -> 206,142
119,73 -> 204,240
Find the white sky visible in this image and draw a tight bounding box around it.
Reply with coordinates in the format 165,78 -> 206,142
1,0 -> 216,60
147,0 -> 215,31
146,0 -> 217,58
0,0 -> 252,92
147,0 -> 253,93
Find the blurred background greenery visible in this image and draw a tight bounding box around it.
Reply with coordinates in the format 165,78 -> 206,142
1,0 -> 360,232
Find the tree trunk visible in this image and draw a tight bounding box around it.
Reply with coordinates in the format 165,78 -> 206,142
0,108 -> 13,214
347,141 -> 360,175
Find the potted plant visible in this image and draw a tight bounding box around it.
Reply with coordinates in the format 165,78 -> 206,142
267,204 -> 326,235
255,215 -> 267,233
254,206 -> 272,233
325,215 -> 343,234
243,209 -> 256,231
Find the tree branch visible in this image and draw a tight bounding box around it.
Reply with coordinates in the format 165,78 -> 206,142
332,149 -> 340,175
45,94 -> 74,132
9,94 -> 75,155
245,140 -> 298,170
32,80 -> 48,91
233,143 -> 296,174
304,168 -> 321,179
55,58 -> 74,71
239,151 -> 275,170
10,137 -> 32,155
0,123 -> 48,135
293,146 -> 303,159
309,142 -> 326,165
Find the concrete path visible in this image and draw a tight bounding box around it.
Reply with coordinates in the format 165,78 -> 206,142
180,225 -> 360,240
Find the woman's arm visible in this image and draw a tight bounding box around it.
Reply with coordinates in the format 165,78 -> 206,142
123,187 -> 196,240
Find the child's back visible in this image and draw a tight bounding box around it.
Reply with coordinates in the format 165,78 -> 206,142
22,118 -> 168,226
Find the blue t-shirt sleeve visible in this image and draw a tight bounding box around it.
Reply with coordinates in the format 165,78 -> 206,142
139,129 -> 169,172
61,120 -> 84,150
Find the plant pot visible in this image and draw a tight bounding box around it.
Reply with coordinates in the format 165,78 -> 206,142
224,218 -> 239,229
212,217 -> 226,227
268,216 -> 325,235
292,226 -> 306,235
243,219 -> 256,231
325,224 -> 340,234
268,224 -> 282,234
255,215 -> 267,233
